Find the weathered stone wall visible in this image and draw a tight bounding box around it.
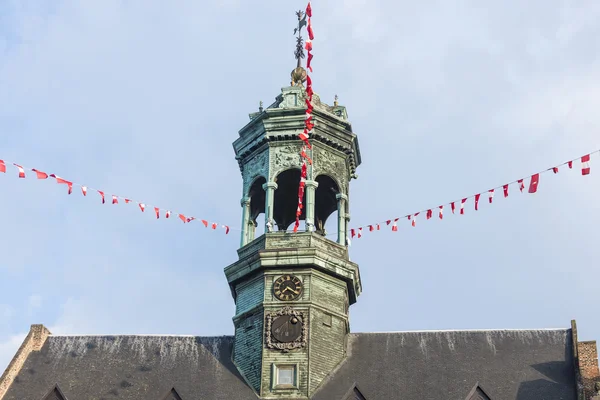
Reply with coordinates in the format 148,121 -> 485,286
233,310 -> 264,394
308,308 -> 347,395
578,340 -> 599,399
235,275 -> 265,315
0,324 -> 51,400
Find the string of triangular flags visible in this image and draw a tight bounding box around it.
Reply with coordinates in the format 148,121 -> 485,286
0,158 -> 232,234
294,0 -> 315,233
348,151 -> 597,239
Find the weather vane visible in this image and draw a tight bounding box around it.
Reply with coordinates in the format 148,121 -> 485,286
293,9 -> 308,68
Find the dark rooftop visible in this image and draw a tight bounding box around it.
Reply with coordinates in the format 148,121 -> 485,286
3,329 -> 576,400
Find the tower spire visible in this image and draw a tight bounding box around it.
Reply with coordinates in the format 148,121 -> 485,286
291,10 -> 308,87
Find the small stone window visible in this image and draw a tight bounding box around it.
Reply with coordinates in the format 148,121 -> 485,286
323,313 -> 332,327
272,364 -> 297,389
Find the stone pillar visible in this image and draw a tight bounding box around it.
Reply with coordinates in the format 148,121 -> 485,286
240,197 -> 251,247
305,180 -> 319,231
248,220 -> 257,242
263,182 -> 278,232
345,212 -> 351,246
336,194 -> 348,245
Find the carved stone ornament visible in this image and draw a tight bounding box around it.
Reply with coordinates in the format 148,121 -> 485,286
242,150 -> 269,195
265,306 -> 308,352
313,146 -> 348,193
270,144 -> 302,179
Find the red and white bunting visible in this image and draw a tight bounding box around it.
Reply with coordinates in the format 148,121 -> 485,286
13,164 -> 26,178
294,1 -> 315,234
0,157 -> 232,235
582,154 -> 591,175
349,150 -> 599,240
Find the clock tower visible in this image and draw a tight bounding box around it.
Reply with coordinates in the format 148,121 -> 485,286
224,65 -> 362,399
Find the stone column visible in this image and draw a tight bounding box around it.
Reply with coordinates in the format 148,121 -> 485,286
263,182 -> 278,232
248,220 -> 257,242
304,180 -> 319,232
240,197 -> 251,247
336,193 -> 348,245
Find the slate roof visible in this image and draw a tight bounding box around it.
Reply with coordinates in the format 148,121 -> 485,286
3,329 -> 576,400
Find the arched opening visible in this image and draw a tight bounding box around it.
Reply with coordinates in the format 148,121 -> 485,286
273,169 -> 306,231
248,176 -> 266,237
315,174 -> 341,236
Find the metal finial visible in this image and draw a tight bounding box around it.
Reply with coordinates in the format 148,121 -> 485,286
293,10 -> 307,68
259,101 -> 263,112
334,95 -> 339,107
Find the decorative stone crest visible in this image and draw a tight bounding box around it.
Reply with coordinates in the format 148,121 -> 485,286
313,146 -> 348,193
265,306 -> 308,352
242,150 -> 268,195
270,144 -> 302,179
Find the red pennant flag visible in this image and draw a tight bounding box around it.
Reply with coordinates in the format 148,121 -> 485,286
488,189 -> 494,203
306,74 -> 312,87
212,223 -> 218,230
392,218 -> 398,232
426,209 -> 432,220
67,182 -> 73,195
112,195 -> 118,204
528,173 -> 540,193
31,169 -> 48,179
368,225 -> 374,232
139,203 -> 145,212
307,52 -> 313,72
305,39 -> 313,52
187,217 -> 196,223
475,194 -> 481,210
13,164 -> 25,178
179,214 -> 186,223
412,212 -> 419,227
306,1 -> 312,17
166,210 -> 171,218
386,220 -> 391,226
460,198 -> 466,214
154,207 -> 159,219
568,160 -> 573,169
293,220 -> 299,233
98,191 -> 105,204
307,18 -> 314,40
518,179 -> 524,192
438,205 -> 444,219
357,228 -> 362,238
0,160 -> 5,173
201,220 -> 209,227
125,199 -> 131,204
81,186 -> 87,196
450,202 -> 455,214
581,154 -> 591,175
224,225 -> 230,234
351,229 -> 356,238
503,184 -> 509,197
552,167 -> 559,174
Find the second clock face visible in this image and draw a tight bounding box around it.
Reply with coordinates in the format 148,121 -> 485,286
273,275 -> 303,301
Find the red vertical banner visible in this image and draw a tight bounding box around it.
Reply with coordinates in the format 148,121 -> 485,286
295,1 -> 315,233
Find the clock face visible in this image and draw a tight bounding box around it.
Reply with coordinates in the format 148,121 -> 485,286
271,314 -> 303,343
273,275 -> 303,301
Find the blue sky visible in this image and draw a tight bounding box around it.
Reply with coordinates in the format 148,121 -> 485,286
1,0 -> 600,371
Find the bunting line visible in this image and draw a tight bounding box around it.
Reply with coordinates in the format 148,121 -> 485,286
294,0 -> 315,233
0,158 -> 232,235
348,150 -> 599,240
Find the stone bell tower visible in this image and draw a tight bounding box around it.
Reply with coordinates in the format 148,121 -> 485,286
224,13 -> 362,398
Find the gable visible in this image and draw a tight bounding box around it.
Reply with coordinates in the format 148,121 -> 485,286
465,383 -> 492,400
162,387 -> 183,400
342,383 -> 367,400
42,385 -> 67,400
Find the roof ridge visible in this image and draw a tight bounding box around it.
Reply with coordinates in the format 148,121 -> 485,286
351,328 -> 570,334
